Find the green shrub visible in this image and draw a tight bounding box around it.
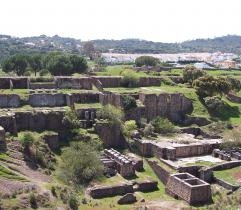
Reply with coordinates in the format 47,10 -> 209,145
122,120 -> 137,138
204,96 -> 225,110
143,123 -> 154,137
58,142 -> 104,186
19,132 -> 35,149
135,56 -> 160,67
121,70 -> 140,87
151,117 -> 176,135
29,193 -> 38,209
122,95 -> 137,111
97,105 -> 124,126
23,70 -> 31,76
39,69 -> 51,76
62,110 -> 80,129
68,195 -> 79,210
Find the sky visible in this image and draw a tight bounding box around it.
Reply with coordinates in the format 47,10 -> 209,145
0,0 -> 241,43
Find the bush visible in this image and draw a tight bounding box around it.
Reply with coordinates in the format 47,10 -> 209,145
39,69 -> 51,76
143,123 -> 154,137
151,117 -> 176,135
19,132 -> 35,149
29,193 -> 38,209
23,70 -> 31,76
122,120 -> 137,138
58,142 -> 104,185
62,110 -> 81,129
204,96 -> 225,110
68,195 -> 79,210
135,56 -> 160,67
121,70 -> 140,87
122,95 -> 137,111
183,65 -> 207,84
97,105 -> 124,126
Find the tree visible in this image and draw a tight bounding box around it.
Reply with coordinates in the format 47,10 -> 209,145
69,55 -> 88,74
46,54 -> 73,76
194,76 -> 231,98
2,54 -> 29,76
122,95 -> 137,111
83,41 -> 95,60
58,142 -> 103,185
135,56 -> 160,67
121,70 -> 140,87
29,54 -> 43,76
183,65 -> 207,84
226,77 -> 241,92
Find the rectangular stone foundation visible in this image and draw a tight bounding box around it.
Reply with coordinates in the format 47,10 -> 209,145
166,173 -> 211,205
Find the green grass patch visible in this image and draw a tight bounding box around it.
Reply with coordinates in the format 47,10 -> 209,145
74,103 -> 102,109
0,165 -> 26,181
214,166 -> 241,185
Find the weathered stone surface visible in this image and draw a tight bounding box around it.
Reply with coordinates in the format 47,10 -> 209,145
89,184 -> 134,199
166,173 -> 211,205
227,92 -> 241,103
94,122 -> 126,148
0,114 -> 17,134
66,92 -> 99,106
0,77 -> 28,89
99,92 -> 123,107
117,193 -> 137,204
28,93 -> 66,107
43,132 -> 59,150
0,94 -> 20,108
136,180 -> 158,192
139,93 -> 193,121
0,126 -> 6,151
54,76 -> 93,89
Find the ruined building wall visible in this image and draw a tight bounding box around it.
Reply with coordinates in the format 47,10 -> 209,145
139,93 -> 193,121
28,94 -> 67,107
0,94 -> 21,108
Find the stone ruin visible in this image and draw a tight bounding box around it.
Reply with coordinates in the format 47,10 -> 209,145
212,148 -> 241,161
0,126 -> 6,151
102,149 -> 136,178
166,173 -> 211,205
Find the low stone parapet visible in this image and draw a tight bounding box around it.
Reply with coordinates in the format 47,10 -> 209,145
89,183 -> 134,199
0,94 -> 20,108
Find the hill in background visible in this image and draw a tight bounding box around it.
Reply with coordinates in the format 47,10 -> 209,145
0,34 -> 241,61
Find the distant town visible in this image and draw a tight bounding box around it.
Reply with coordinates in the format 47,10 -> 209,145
103,52 -> 240,69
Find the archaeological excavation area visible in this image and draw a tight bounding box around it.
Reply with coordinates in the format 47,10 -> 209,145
0,75 -> 241,210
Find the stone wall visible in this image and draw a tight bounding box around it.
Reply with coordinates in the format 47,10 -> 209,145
213,177 -> 240,191
28,94 -> 67,107
0,77 -> 29,89
92,76 -> 122,88
136,180 -> 158,192
89,183 -> 133,199
0,126 -> 6,151
54,77 -> 92,89
139,77 -> 162,87
133,139 -> 153,157
94,122 -> 126,148
99,92 -> 123,107
0,94 -> 20,108
165,173 -> 211,205
147,160 -> 170,185
15,111 -> 64,132
139,93 -> 193,121
29,82 -> 56,89
0,114 -> 17,134
66,92 -> 99,106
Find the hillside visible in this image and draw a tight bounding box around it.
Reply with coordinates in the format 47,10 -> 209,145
0,34 -> 241,61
